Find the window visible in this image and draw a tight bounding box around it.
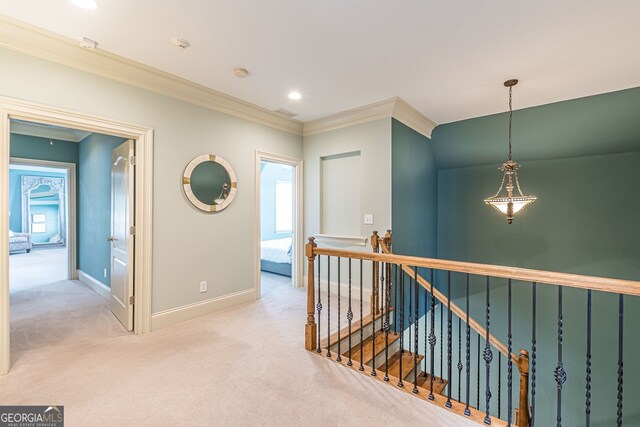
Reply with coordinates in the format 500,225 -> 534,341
275,180 -> 293,234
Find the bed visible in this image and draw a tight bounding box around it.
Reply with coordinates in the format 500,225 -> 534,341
261,237 -> 292,277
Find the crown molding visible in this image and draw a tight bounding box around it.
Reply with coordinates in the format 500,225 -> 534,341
303,97 -> 437,138
0,15 -> 304,136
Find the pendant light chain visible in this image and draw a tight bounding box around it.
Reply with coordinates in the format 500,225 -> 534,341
508,85 -> 513,161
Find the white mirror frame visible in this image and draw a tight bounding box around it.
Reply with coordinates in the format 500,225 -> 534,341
182,154 -> 237,213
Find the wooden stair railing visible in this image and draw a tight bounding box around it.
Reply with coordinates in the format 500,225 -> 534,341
305,231 -> 640,426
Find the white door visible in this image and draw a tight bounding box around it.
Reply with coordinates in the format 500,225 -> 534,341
110,140 -> 135,331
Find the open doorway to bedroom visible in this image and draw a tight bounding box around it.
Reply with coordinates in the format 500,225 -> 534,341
255,152 -> 303,298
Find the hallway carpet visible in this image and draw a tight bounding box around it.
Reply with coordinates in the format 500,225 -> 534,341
1,273 -> 475,426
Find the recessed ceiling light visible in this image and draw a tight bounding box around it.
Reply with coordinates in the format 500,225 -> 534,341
170,37 -> 191,49
288,91 -> 302,100
233,68 -> 249,78
70,0 -> 98,10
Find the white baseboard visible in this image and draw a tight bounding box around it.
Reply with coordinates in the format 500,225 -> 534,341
303,275 -> 372,301
77,270 -> 110,300
151,289 -> 256,331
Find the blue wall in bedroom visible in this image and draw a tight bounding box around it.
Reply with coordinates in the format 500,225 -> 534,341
78,133 -> 127,287
260,161 -> 293,241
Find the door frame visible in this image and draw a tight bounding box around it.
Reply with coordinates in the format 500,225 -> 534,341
254,151 -> 303,296
0,96 -> 154,375
9,157 -> 77,280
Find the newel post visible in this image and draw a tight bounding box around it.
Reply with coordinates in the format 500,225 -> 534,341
517,349 -> 531,427
371,231 -> 380,315
305,237 -> 318,351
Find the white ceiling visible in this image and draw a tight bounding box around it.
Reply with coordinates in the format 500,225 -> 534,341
1,1 -> 639,124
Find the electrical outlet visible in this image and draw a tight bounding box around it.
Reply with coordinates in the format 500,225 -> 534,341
364,214 -> 374,225
199,281 -> 208,293
103,268 -> 107,278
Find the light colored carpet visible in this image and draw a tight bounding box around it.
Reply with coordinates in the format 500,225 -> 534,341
1,271 -> 474,426
10,247 -> 68,292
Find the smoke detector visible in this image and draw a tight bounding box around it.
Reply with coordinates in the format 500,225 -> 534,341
170,37 -> 191,49
80,37 -> 98,49
233,68 -> 249,78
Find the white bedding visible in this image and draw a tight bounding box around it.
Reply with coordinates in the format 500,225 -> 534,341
261,237 -> 292,264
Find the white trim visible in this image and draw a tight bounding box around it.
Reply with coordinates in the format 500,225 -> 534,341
77,270 -> 110,301
0,96 -> 154,375
151,289 -> 256,331
0,15 -> 302,136
314,234 -> 368,247
303,97 -> 437,138
10,157 -> 77,280
254,151 -> 304,296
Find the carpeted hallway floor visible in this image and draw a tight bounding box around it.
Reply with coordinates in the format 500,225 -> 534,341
2,268 -> 474,426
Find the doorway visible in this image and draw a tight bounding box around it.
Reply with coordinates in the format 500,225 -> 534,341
0,97 -> 154,375
254,152 -> 303,298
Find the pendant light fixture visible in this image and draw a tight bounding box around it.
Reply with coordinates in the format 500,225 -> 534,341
484,79 -> 537,224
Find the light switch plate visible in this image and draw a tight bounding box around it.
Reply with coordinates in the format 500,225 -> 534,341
364,214 -> 374,225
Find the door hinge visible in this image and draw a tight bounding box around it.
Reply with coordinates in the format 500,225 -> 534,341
130,156 -> 137,166
129,295 -> 135,305
130,225 -> 136,235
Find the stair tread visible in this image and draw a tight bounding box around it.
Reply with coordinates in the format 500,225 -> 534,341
346,330 -> 400,364
387,351 -> 425,380
416,372 -> 448,395
320,308 -> 393,350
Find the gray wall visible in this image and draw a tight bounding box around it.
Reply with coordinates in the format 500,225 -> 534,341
0,47 -> 303,314
78,133 -> 128,287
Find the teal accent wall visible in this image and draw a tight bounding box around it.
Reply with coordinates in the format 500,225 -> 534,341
9,168 -> 66,234
78,133 -> 127,287
10,133 -> 79,164
420,87 -> 640,425
260,161 -> 293,241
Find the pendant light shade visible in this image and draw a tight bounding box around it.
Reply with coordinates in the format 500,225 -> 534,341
484,79 -> 537,224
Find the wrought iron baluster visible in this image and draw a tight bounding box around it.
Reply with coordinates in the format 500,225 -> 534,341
617,294 -> 624,427
326,256 -> 331,358
337,257 -> 342,362
316,255 -> 322,353
586,289 -> 591,427
458,315 -> 463,402
484,276 -> 493,425
394,262 -> 398,333
424,278 -> 428,376
371,258 -> 377,377
440,299 -> 444,382
398,268 -> 404,387
532,282 -> 537,427
507,279 -> 513,426
477,333 -> 481,410
359,260 -> 364,371
384,262 -> 390,382
446,271 -> 453,408
465,273 -> 471,417
498,355 -> 502,419
555,286 -> 567,427
428,269 -> 436,400
413,267 -> 419,394
347,259 -> 353,366
409,267 -> 413,356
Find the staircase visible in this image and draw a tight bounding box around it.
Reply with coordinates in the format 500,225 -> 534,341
304,230 -> 640,426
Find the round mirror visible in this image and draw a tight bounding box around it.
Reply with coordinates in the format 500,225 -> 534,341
183,154 -> 237,212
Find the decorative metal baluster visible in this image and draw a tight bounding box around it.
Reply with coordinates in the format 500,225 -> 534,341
337,257 -> 342,362
484,276 -> 493,425
440,299 -> 444,382
465,274 -> 471,417
347,259 -> 353,366
413,267 -> 419,394
409,267 -> 413,357
359,260 -> 364,371
458,316 -> 463,402
326,256 -> 331,358
498,356 -> 502,419
585,289 -> 591,427
428,269 -> 436,400
398,268 -> 404,387
477,333 -> 481,409
617,294 -> 624,427
394,263 -> 398,333
384,262 -> 390,382
507,279 -> 513,426
532,282 -> 537,427
316,255 -> 322,353
446,271 -> 453,408
554,286 -> 567,427
371,259 -> 377,377
424,278 -> 428,377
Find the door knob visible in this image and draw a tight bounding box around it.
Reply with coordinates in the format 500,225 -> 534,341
107,236 -> 117,242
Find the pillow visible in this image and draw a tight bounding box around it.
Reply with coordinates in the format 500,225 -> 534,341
8,230 -> 16,238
